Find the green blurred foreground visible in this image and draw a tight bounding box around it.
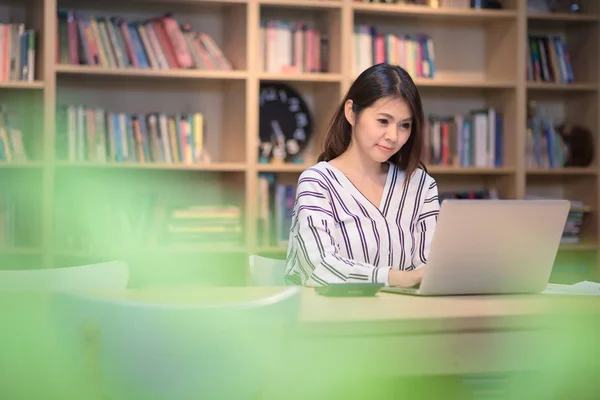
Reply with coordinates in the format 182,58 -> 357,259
1,288 -> 599,400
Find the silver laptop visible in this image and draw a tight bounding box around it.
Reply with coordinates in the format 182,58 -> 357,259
382,199 -> 571,296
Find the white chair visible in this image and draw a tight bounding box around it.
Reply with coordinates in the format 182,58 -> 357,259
52,286 -> 302,400
249,254 -> 288,286
0,260 -> 130,399
0,260 -> 129,292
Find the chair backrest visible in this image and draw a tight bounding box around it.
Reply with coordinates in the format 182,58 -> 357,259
248,254 -> 288,286
0,260 -> 129,292
0,261 -> 129,398
52,286 -> 302,400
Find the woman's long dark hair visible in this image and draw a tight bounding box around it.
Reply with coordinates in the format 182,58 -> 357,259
318,63 -> 427,183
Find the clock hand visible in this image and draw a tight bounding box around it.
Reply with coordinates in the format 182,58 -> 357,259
271,120 -> 285,143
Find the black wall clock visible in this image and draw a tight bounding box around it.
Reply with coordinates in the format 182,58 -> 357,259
259,82 -> 313,164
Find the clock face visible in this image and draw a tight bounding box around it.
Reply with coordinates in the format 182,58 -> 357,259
259,82 -> 313,163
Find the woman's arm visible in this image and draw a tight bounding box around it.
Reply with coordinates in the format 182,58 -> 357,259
412,176 -> 440,269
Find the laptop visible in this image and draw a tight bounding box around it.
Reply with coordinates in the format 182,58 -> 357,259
381,199 -> 571,296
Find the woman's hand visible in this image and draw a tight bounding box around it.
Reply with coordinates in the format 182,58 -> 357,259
388,268 -> 424,288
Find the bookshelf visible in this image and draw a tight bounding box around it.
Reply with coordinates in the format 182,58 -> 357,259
0,0 -> 598,285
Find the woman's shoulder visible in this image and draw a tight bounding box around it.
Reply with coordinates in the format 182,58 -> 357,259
298,161 -> 333,181
414,166 -> 437,187
391,164 -> 437,191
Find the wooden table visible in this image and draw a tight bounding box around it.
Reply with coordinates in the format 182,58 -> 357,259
47,285 -> 600,399
77,285 -> 600,375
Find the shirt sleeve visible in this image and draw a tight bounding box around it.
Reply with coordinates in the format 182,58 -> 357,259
412,176 -> 440,269
290,172 -> 391,287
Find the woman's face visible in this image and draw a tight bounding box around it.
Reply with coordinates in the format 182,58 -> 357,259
345,96 -> 413,164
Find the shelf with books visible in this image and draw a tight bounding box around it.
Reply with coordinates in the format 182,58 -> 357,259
0,98 -> 43,163
256,172 -> 296,250
53,161 -> 247,171
0,172 -> 43,254
0,81 -> 45,89
55,64 -> 248,80
259,0 -> 342,10
352,2 -> 518,20
55,78 -> 247,164
258,1 -> 340,75
55,1 -> 246,73
526,15 -> 598,87
352,8 -> 518,87
525,175 -> 597,249
420,86 -> 516,177
525,92 -> 596,172
6,0 -> 596,278
52,167 -> 248,272
435,174 -> 515,199
0,1 -> 40,84
53,247 -> 249,286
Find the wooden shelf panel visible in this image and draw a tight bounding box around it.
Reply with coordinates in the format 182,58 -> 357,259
415,78 -> 516,89
527,168 -> 597,176
527,12 -> 599,23
55,65 -> 248,80
53,161 -> 247,172
257,163 -> 310,173
559,242 -> 598,252
259,0 -> 342,9
258,72 -> 342,83
255,246 -> 287,253
347,77 -> 516,89
0,162 -> 44,169
526,82 -> 598,91
428,166 -> 516,175
352,3 -> 517,20
53,246 -> 248,258
0,247 -> 41,255
0,81 -> 45,89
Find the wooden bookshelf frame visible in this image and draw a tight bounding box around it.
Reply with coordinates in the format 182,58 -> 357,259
0,0 -> 598,282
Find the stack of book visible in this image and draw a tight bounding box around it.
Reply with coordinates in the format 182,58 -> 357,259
0,23 -> 36,82
0,106 -> 28,162
423,108 -> 504,168
259,19 -> 329,73
527,34 -> 574,84
257,174 -> 295,247
439,188 -> 500,203
164,205 -> 243,248
524,196 -> 588,245
562,201 -> 587,245
56,106 -> 208,164
353,25 -> 435,79
525,116 -> 567,169
0,192 -> 15,248
56,10 -> 232,70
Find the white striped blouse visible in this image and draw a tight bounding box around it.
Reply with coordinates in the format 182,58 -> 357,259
284,161 -> 440,286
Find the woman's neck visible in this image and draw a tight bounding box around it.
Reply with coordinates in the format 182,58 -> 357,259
335,143 -> 386,180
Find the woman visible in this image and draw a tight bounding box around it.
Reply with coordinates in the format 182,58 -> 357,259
285,63 -> 439,288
